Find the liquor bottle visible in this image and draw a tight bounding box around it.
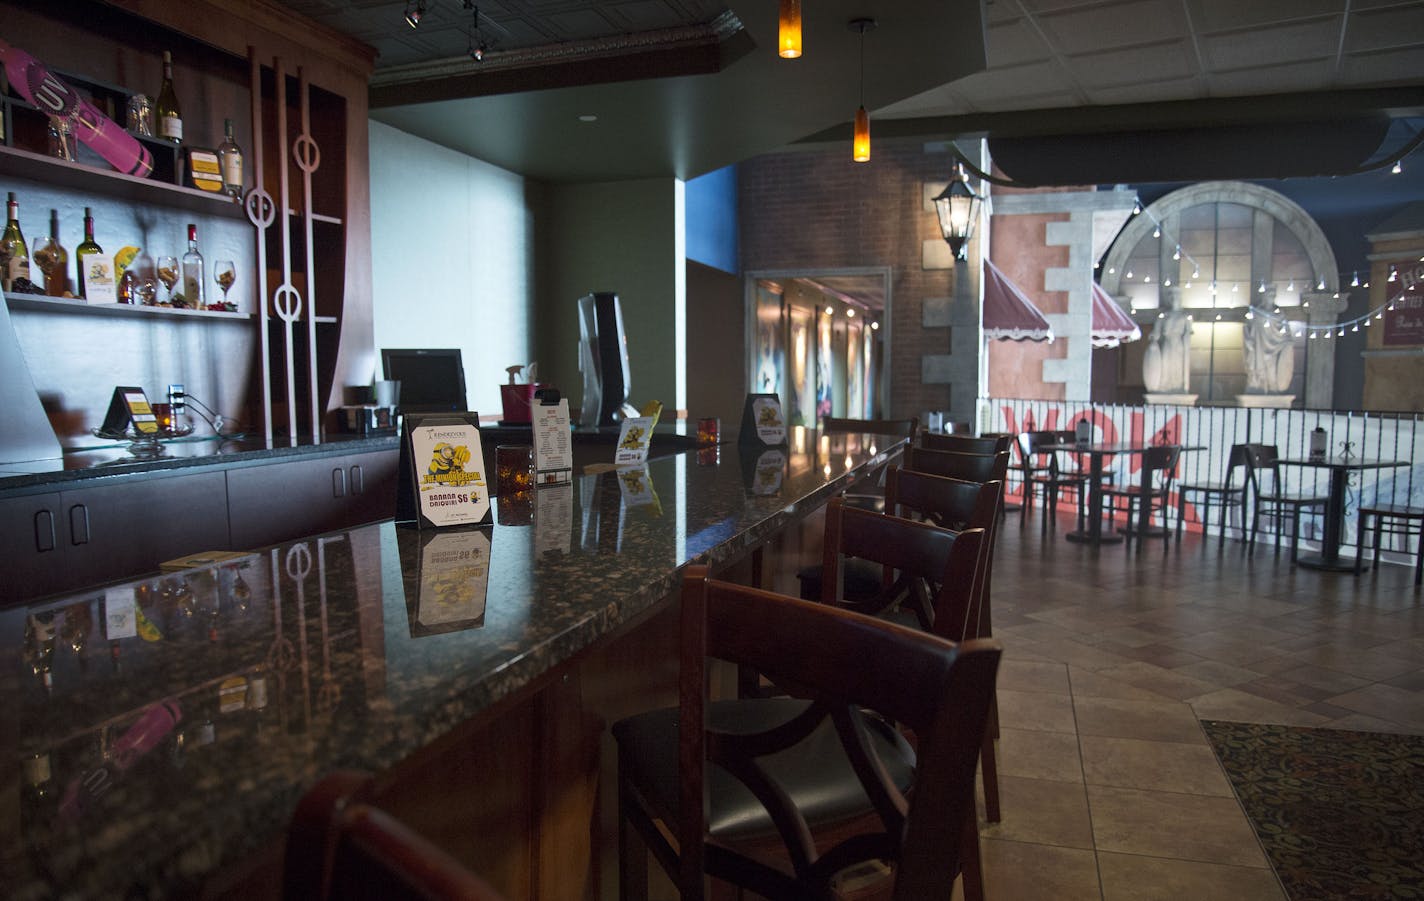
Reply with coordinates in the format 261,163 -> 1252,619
156,50 -> 183,144
1,192 -> 31,293
33,209 -> 69,296
181,223 -> 205,308
75,207 -> 102,299
218,119 -> 244,198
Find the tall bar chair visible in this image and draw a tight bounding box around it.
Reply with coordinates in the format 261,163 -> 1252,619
1356,502 -> 1424,585
1104,444 -> 1181,552
614,566 -> 1001,901
822,416 -> 920,513
1176,443 -> 1251,549
1245,443 -> 1328,561
920,432 -> 1013,455
286,771 -> 508,901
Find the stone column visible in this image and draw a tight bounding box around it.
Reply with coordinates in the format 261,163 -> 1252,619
1301,291 -> 1349,409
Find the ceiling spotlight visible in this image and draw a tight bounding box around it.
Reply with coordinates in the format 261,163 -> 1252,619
405,0 -> 425,28
469,42 -> 485,61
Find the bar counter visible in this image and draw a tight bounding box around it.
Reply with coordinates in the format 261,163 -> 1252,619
2,431 -> 900,900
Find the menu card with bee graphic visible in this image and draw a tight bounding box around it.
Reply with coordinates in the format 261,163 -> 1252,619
396,413 -> 492,528
738,393 -> 787,447
614,400 -> 662,466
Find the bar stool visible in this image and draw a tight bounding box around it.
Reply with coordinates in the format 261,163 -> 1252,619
822,416 -> 920,513
920,432 -> 1012,455
1356,503 -> 1424,585
613,566 -> 1001,901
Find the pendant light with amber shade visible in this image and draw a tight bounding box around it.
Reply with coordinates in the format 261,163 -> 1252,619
850,18 -> 875,163
779,0 -> 802,58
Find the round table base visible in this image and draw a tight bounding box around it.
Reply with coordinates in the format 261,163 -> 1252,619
1065,530 -> 1124,545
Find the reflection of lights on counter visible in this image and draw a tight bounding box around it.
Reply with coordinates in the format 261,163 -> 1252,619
844,455 -> 853,469
819,434 -> 830,455
823,464 -> 832,478
869,444 -> 877,456
792,425 -> 806,454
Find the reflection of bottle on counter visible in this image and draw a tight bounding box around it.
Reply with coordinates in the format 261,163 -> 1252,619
58,699 -> 182,822
23,611 -> 57,692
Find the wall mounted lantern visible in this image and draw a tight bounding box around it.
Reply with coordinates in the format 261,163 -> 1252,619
932,164 -> 982,260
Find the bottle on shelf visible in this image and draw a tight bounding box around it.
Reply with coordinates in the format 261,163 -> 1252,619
180,223 -> 205,309
33,209 -> 69,296
1,192 -> 32,293
74,207 -> 102,300
156,50 -> 183,145
218,118 -> 244,199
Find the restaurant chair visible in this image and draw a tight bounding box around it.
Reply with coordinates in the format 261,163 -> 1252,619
613,566 -> 1002,901
920,432 -> 1013,455
1245,443 -> 1328,562
1175,443 -> 1251,549
1018,431 -> 1092,533
1355,503 -> 1424,585
1103,445 -> 1181,551
904,446 -> 1011,486
285,770 -> 508,901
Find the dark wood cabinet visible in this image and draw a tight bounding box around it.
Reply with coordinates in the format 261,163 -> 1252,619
227,449 -> 396,548
0,492 -> 65,604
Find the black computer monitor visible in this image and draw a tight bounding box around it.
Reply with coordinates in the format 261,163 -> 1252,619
380,348 -> 468,414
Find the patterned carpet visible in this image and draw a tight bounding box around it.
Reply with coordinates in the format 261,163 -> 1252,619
1202,721 -> 1424,900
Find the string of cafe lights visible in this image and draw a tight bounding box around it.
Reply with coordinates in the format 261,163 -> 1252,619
1099,183 -> 1424,341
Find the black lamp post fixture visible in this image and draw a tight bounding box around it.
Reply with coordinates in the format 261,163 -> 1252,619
932,164 -> 982,260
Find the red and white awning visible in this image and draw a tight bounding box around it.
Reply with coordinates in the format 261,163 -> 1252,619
984,260 -> 1054,342
1091,281 -> 1141,348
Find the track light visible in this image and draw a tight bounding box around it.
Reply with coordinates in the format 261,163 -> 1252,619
405,0 -> 425,28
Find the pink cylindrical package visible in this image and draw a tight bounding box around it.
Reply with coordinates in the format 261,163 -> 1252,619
0,37 -> 154,178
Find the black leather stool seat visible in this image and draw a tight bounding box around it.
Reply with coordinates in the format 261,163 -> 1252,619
796,558 -> 883,603
612,697 -> 915,842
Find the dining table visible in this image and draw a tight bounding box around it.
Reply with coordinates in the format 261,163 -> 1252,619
1276,454 -> 1410,571
1046,442 -> 1202,546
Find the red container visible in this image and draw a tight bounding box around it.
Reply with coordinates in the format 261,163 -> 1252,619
500,383 -> 539,423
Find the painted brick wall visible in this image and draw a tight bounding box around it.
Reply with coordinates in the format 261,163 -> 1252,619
988,211 -> 1070,401
739,144 -> 958,419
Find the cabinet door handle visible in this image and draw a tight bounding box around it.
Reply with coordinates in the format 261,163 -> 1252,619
350,464 -> 364,495
332,467 -> 347,498
69,504 -> 90,546
35,509 -> 56,552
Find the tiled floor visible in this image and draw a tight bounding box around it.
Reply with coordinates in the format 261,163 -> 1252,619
767,501 -> 1423,900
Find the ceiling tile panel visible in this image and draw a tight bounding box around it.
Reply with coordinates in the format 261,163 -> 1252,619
1341,45 -> 1424,84
1087,77 -> 1203,105
1187,0 -> 1345,33
986,19 -> 1055,67
1205,60 -> 1333,95
1344,4 -> 1424,52
1064,40 -> 1196,88
543,9 -> 624,39
1019,0 -> 1125,13
1201,19 -> 1340,71
603,2 -> 690,31
1036,0 -> 1190,55
878,84 -> 978,119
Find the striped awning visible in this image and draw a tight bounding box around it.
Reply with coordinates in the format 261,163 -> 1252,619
983,260 -> 1054,342
1091,281 -> 1142,347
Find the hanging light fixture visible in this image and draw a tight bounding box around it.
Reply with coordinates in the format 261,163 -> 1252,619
850,18 -> 875,163
932,163 -> 982,261
779,0 -> 802,58
404,0 -> 426,28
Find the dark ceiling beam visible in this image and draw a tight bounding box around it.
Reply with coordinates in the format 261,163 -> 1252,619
792,86 -> 1424,146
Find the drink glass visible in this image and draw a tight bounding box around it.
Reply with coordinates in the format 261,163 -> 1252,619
157,256 -> 179,304
696,417 -> 720,446
213,260 -> 235,310
496,445 -> 534,496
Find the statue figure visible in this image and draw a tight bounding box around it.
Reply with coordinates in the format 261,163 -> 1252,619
1142,309 -> 1192,393
1243,314 -> 1294,393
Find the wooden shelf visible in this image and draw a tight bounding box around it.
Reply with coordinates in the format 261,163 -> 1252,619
5,291 -> 336,323
0,143 -> 247,220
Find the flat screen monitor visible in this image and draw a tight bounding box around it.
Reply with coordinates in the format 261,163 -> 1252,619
381,348 -> 468,414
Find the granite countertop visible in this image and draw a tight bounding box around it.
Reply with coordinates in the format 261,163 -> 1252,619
0,432 -> 901,899
0,433 -> 400,493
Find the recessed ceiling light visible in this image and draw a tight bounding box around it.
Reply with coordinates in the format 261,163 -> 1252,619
578,114 -> 598,122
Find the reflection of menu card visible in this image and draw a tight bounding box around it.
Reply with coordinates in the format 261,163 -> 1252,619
411,529 -> 490,636
533,396 -> 573,486
617,465 -> 661,514
614,415 -> 654,465
535,482 -> 573,556
104,588 -> 137,640
402,415 -> 491,528
738,393 -> 787,447
752,449 -> 786,496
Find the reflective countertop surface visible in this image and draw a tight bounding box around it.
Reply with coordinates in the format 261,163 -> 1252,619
0,431 -> 899,899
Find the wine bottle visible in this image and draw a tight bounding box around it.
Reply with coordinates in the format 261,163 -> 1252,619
33,209 -> 69,296
75,208 -> 102,299
181,223 -> 205,308
218,118 -> 244,198
156,50 -> 183,144
1,192 -> 31,293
